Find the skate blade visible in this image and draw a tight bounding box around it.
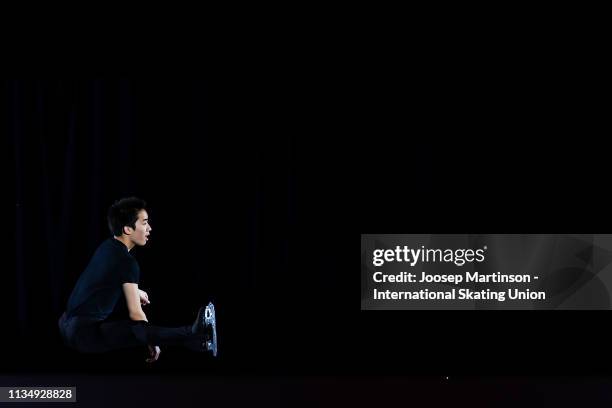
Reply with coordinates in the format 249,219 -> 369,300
204,302 -> 217,357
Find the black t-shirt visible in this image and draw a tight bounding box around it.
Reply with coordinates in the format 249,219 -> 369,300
66,237 -> 140,320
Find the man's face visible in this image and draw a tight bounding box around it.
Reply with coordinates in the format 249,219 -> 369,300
126,209 -> 152,246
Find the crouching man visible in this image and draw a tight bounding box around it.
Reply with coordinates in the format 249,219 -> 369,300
58,197 -> 217,362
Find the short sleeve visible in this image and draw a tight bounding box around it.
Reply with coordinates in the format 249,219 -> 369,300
119,258 -> 140,284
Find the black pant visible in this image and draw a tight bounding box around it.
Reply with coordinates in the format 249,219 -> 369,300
58,312 -> 206,353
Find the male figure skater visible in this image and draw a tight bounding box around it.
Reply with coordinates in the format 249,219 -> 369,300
58,197 -> 217,362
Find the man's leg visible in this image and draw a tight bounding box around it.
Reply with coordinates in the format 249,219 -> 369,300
98,320 -> 207,352
59,314 -> 113,353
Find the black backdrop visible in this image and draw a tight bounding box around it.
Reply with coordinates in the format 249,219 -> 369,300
4,78 -> 348,374
4,71 -> 611,380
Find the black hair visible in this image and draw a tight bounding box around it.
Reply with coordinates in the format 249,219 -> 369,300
107,197 -> 147,237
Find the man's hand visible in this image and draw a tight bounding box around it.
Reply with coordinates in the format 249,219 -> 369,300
139,289 -> 150,306
146,345 -> 161,363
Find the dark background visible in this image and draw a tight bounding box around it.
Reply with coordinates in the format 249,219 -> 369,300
3,60 -> 609,382
3,77 -> 355,375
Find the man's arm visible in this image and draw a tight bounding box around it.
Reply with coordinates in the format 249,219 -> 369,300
123,283 -> 161,362
122,283 -> 148,322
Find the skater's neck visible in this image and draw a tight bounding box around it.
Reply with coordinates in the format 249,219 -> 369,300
114,235 -> 135,252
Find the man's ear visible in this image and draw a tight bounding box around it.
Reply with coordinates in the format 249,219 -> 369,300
123,225 -> 134,235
